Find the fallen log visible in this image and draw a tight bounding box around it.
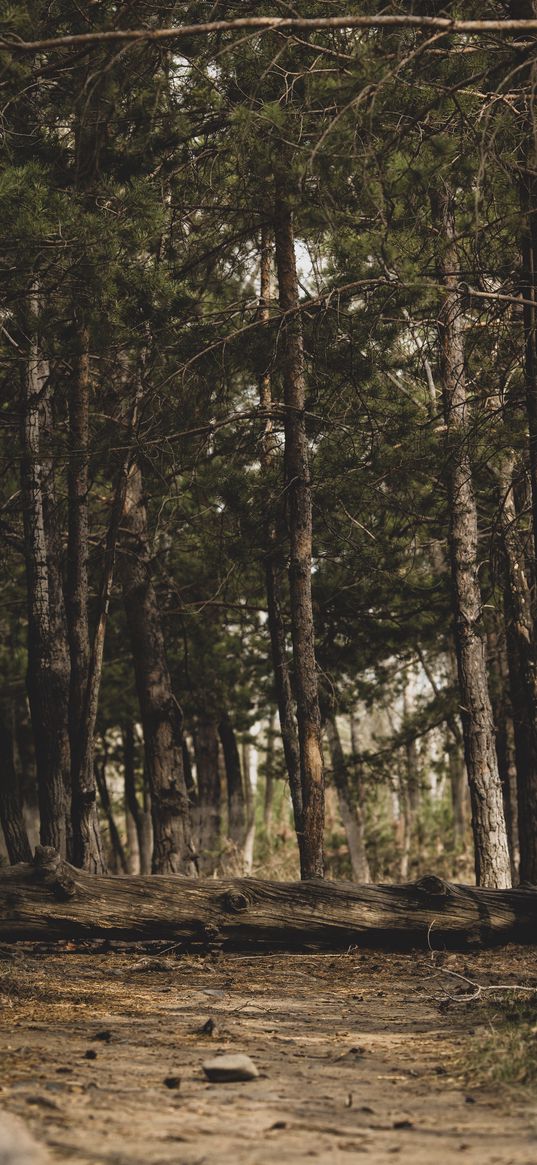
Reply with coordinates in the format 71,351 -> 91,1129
1,847 -> 536,949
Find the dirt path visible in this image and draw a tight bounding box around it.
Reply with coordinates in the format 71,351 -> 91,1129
1,946 -> 536,1164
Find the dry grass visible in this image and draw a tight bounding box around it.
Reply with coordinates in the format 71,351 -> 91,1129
463,994 -> 537,1088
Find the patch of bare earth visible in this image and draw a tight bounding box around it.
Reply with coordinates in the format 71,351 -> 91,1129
1,946 -> 536,1164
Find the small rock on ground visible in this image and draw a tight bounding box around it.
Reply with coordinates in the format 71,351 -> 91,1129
202,1054 -> 259,1082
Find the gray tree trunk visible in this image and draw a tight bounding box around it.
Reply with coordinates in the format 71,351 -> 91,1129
431,187 -> 511,888
258,229 -> 304,863
20,288 -> 71,858
194,715 -> 221,874
274,178 -> 324,878
121,462 -> 194,874
0,714 -> 32,864
325,716 -> 370,882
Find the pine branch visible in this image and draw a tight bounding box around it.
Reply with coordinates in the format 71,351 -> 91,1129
3,16 -> 537,56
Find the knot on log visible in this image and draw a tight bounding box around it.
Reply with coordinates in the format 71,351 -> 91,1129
222,890 -> 250,914
32,846 -> 77,901
415,874 -> 449,898
33,846 -> 62,876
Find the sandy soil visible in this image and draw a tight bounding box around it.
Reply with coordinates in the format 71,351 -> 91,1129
0,944 -> 536,1164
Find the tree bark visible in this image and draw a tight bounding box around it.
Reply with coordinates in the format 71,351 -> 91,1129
123,723 -> 151,875
263,712 -> 276,835
258,228 -> 304,864
182,736 -> 198,810
0,714 -> 32,864
510,0 -> 537,561
3,848 -> 537,950
242,740 -> 256,874
193,715 -> 221,874
448,741 -> 467,850
94,742 -> 128,874
431,186 -> 512,888
325,716 -> 370,882
218,713 -> 245,850
71,376 -> 143,873
66,322 -> 91,857
273,179 -> 324,878
121,462 -> 194,875
485,616 -> 518,875
20,288 -> 70,857
496,454 -> 537,878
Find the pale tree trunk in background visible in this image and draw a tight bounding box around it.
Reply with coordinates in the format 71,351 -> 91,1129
125,807 -> 140,874
325,716 -> 370,882
402,685 -> 420,869
495,454 -> 537,878
263,712 -> 277,836
242,740 -> 256,874
431,186 -> 511,888
15,711 -> 40,853
487,617 -> 519,878
397,751 -> 411,880
444,648 -> 469,850
20,288 -> 71,858
194,715 -> 221,874
219,713 -> 246,851
0,714 -> 32,864
417,591 -> 469,851
121,462 -> 194,874
274,178 -> 324,878
94,741 -> 128,874
123,723 -> 151,875
349,713 -> 367,803
448,741 -> 468,851
182,737 -> 198,813
258,228 -> 304,862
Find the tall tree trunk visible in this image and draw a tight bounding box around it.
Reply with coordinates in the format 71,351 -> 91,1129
448,740 -> 468,851
325,716 -> 370,883
487,616 -> 519,878
0,714 -> 32,864
496,454 -> 537,878
273,179 -> 325,878
15,707 -> 40,853
20,288 -> 70,857
509,0 -> 537,560
431,187 -> 511,888
66,322 -> 91,859
121,462 -> 194,874
182,736 -> 198,811
123,724 -> 151,875
219,713 -> 246,850
263,712 -> 277,835
71,376 -> 143,873
242,740 -> 256,875
349,712 -> 368,808
125,806 -> 140,874
193,715 -> 221,874
258,228 -> 304,864
94,742 -> 128,874
402,684 -> 420,867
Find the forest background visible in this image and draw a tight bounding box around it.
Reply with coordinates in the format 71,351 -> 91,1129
2,1 -> 537,894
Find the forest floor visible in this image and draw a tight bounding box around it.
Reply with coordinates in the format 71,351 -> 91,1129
0,944 -> 536,1165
